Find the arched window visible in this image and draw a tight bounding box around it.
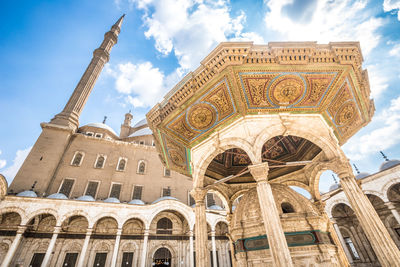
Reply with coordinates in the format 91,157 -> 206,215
137,161 -> 146,174
95,155 -> 105,169
281,202 -> 295,213
117,158 -> 126,171
156,217 -> 173,234
72,152 -> 83,166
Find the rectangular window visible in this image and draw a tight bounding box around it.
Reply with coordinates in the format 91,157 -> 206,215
85,181 -> 99,198
93,253 -> 107,267
95,133 -> 103,138
207,193 -> 215,207
139,141 -> 145,145
87,132 -> 94,137
63,252 -> 78,267
59,178 -> 75,197
121,252 -> 134,267
29,253 -> 45,267
162,187 -> 171,197
109,183 -> 122,199
164,168 -> 171,177
344,237 -> 360,260
132,185 -> 143,200
188,192 -> 195,206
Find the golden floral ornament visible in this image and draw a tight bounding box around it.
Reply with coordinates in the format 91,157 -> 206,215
336,101 -> 356,126
168,149 -> 185,167
269,75 -> 305,106
188,103 -> 216,130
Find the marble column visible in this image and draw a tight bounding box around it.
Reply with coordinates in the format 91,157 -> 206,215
330,218 -> 353,263
226,214 -> 237,267
41,226 -> 61,267
339,171 -> 400,267
211,230 -> 217,267
111,229 -> 122,267
140,229 -> 149,267
77,228 -> 92,267
191,187 -> 209,267
189,230 -> 194,267
1,226 -> 26,267
248,162 -> 294,267
385,202 -> 400,225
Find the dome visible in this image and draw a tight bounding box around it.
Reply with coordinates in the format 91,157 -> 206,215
128,127 -> 153,138
356,172 -> 370,180
47,193 -> 68,199
84,123 -> 118,136
329,183 -> 341,191
76,195 -> 95,202
152,196 -> 179,204
104,197 -> 120,203
380,160 -> 400,171
208,205 -> 223,210
128,199 -> 145,205
133,118 -> 147,128
16,190 -> 37,198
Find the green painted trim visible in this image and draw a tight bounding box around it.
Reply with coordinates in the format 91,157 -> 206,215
157,129 -> 169,169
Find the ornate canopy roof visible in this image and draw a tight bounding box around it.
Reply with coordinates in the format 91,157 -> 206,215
147,42 -> 374,177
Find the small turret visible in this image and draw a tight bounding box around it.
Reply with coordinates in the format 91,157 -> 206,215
120,111 -> 133,138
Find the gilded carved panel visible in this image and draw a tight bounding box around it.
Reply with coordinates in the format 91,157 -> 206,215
238,71 -> 338,111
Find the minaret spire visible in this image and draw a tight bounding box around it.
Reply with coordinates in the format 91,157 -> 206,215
353,163 -> 360,174
380,151 -> 389,161
50,15 -> 125,130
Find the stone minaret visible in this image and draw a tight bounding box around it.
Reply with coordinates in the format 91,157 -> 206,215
120,111 -> 133,138
51,14 -> 125,130
9,15 -> 125,196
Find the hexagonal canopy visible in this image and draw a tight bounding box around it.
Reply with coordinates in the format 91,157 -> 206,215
147,42 -> 374,177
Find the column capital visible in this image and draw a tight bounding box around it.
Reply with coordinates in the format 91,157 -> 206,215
144,229 -> 150,236
189,230 -> 194,236
116,228 -> 122,236
53,226 -> 62,234
248,162 -> 269,182
190,187 -> 207,203
86,228 -> 93,235
211,230 -> 216,237
16,225 -> 27,234
329,217 -> 337,224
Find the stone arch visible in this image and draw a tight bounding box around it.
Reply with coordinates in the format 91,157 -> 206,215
384,214 -> 400,248
90,212 -> 121,228
0,211 -> 22,229
326,198 -> 351,218
149,244 -> 176,266
0,207 -> 26,223
148,201 -> 193,230
23,208 -> 59,226
0,239 -> 11,263
121,216 -> 146,234
88,239 -> 114,267
117,241 -> 140,267
0,174 -> 7,199
253,116 -> 340,162
61,215 -> 89,234
384,179 -> 400,202
206,187 -> 230,213
214,220 -> 229,235
364,190 -> 386,203
149,209 -> 190,236
309,165 -> 344,201
93,216 -> 119,235
193,138 -> 257,188
59,210 -> 90,228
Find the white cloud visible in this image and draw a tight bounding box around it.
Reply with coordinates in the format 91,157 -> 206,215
263,0 -> 383,56
343,96 -> 400,160
390,43 -> 400,57
365,64 -> 389,99
107,61 -> 181,108
132,0 -> 263,70
383,0 -> 400,21
1,147 -> 32,184
0,150 -> 6,169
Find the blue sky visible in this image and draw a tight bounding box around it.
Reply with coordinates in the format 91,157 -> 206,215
1,0 -> 400,194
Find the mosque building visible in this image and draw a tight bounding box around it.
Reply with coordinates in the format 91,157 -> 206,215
1,14 -> 400,267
